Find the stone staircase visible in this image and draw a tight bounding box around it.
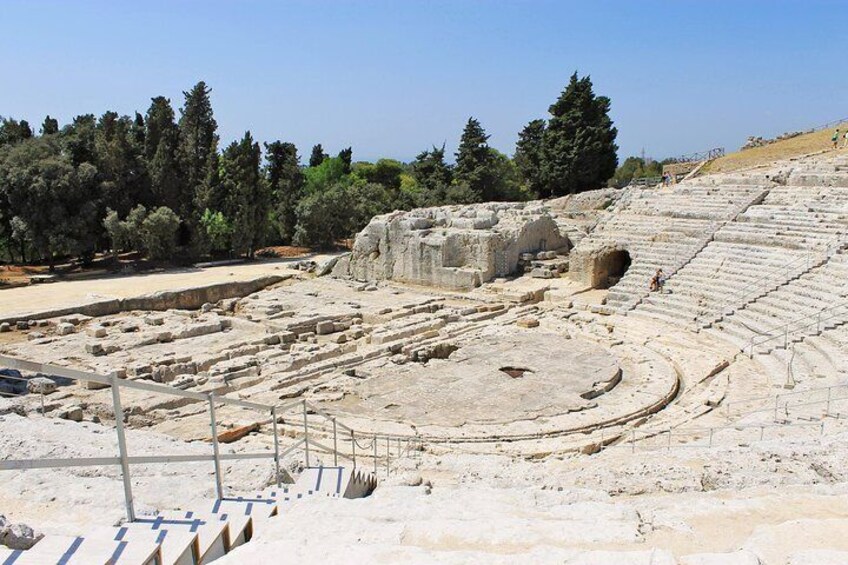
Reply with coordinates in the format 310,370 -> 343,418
0,466 -> 376,564
581,183 -> 767,312
633,182 -> 848,326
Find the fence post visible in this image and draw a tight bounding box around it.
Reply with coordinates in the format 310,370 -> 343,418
208,394 -> 223,500
272,406 -> 281,488
708,427 -> 713,448
111,374 -> 135,523
631,429 -> 636,453
351,430 -> 356,469
372,434 -> 377,476
826,387 -> 832,417
332,418 -> 338,467
667,429 -> 671,450
386,437 -> 390,477
302,400 -> 310,468
759,425 -> 764,441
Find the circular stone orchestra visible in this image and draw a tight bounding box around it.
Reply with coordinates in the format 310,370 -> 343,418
322,330 -> 621,427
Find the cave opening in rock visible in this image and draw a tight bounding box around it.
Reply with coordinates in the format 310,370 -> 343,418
593,249 -> 631,289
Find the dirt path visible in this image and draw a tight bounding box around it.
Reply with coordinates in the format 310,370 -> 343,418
0,255 -> 338,320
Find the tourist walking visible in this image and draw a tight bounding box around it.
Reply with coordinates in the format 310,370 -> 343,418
833,128 -> 841,149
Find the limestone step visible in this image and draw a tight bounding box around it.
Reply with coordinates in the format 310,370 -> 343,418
2,534 -> 161,565
128,513 -> 229,563
84,525 -> 198,565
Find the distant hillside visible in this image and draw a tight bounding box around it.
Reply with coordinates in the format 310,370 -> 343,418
702,120 -> 848,174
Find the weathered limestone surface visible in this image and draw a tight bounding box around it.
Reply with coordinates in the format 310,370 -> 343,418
333,203 -> 571,290
0,275 -> 287,325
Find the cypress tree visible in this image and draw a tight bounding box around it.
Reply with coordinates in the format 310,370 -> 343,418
514,119 -> 547,197
411,145 -> 453,205
338,147 -> 352,174
540,73 -> 618,196
309,144 -> 326,167
41,115 -> 59,136
145,97 -> 182,212
265,140 -> 304,244
178,81 -> 218,220
220,131 -> 266,257
454,117 -> 496,202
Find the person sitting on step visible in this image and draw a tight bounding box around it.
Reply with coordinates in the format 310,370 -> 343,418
649,269 -> 665,292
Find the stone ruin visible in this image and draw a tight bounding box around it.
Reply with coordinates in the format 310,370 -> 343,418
331,202 -> 572,290
2,152 -> 848,561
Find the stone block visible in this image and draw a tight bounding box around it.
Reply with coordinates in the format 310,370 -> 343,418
15,321 -> 29,330
0,322 -> 10,332
57,405 -> 84,422
26,377 -> 57,395
0,516 -> 43,550
316,321 -> 335,335
85,342 -> 105,356
516,317 -> 540,328
56,322 -> 75,336
87,326 -> 107,338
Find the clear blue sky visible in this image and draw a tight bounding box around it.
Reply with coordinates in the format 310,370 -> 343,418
2,1 -> 846,163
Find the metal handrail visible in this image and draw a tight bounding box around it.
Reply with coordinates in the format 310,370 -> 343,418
0,355 -> 423,522
747,300 -> 848,356
613,419 -> 826,452
666,147 -> 725,165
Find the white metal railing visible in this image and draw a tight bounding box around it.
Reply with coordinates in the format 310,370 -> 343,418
607,420 -> 827,452
746,300 -> 848,356
0,355 -> 423,523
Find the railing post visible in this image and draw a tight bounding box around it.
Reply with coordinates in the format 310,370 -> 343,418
826,387 -> 832,417
351,430 -> 356,469
302,400 -> 310,468
332,418 -> 338,467
373,434 -> 378,476
708,427 -> 714,448
667,429 -> 671,450
111,374 -> 135,523
386,437 -> 390,477
630,429 -> 636,453
759,425 -> 764,441
272,406 -> 281,488
208,394 -> 223,500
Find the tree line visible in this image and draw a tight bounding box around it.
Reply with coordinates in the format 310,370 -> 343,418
0,73 -> 619,267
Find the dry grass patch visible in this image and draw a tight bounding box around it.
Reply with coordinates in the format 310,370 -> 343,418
703,121 -> 848,174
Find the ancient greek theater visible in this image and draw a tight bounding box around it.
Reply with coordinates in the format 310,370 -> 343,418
1,145 -> 847,564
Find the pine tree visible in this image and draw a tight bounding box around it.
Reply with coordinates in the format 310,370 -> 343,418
514,119 -> 547,197
265,140 -> 304,244
454,117 -> 496,202
178,81 -> 218,219
540,73 -> 618,196
309,144 -> 326,167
